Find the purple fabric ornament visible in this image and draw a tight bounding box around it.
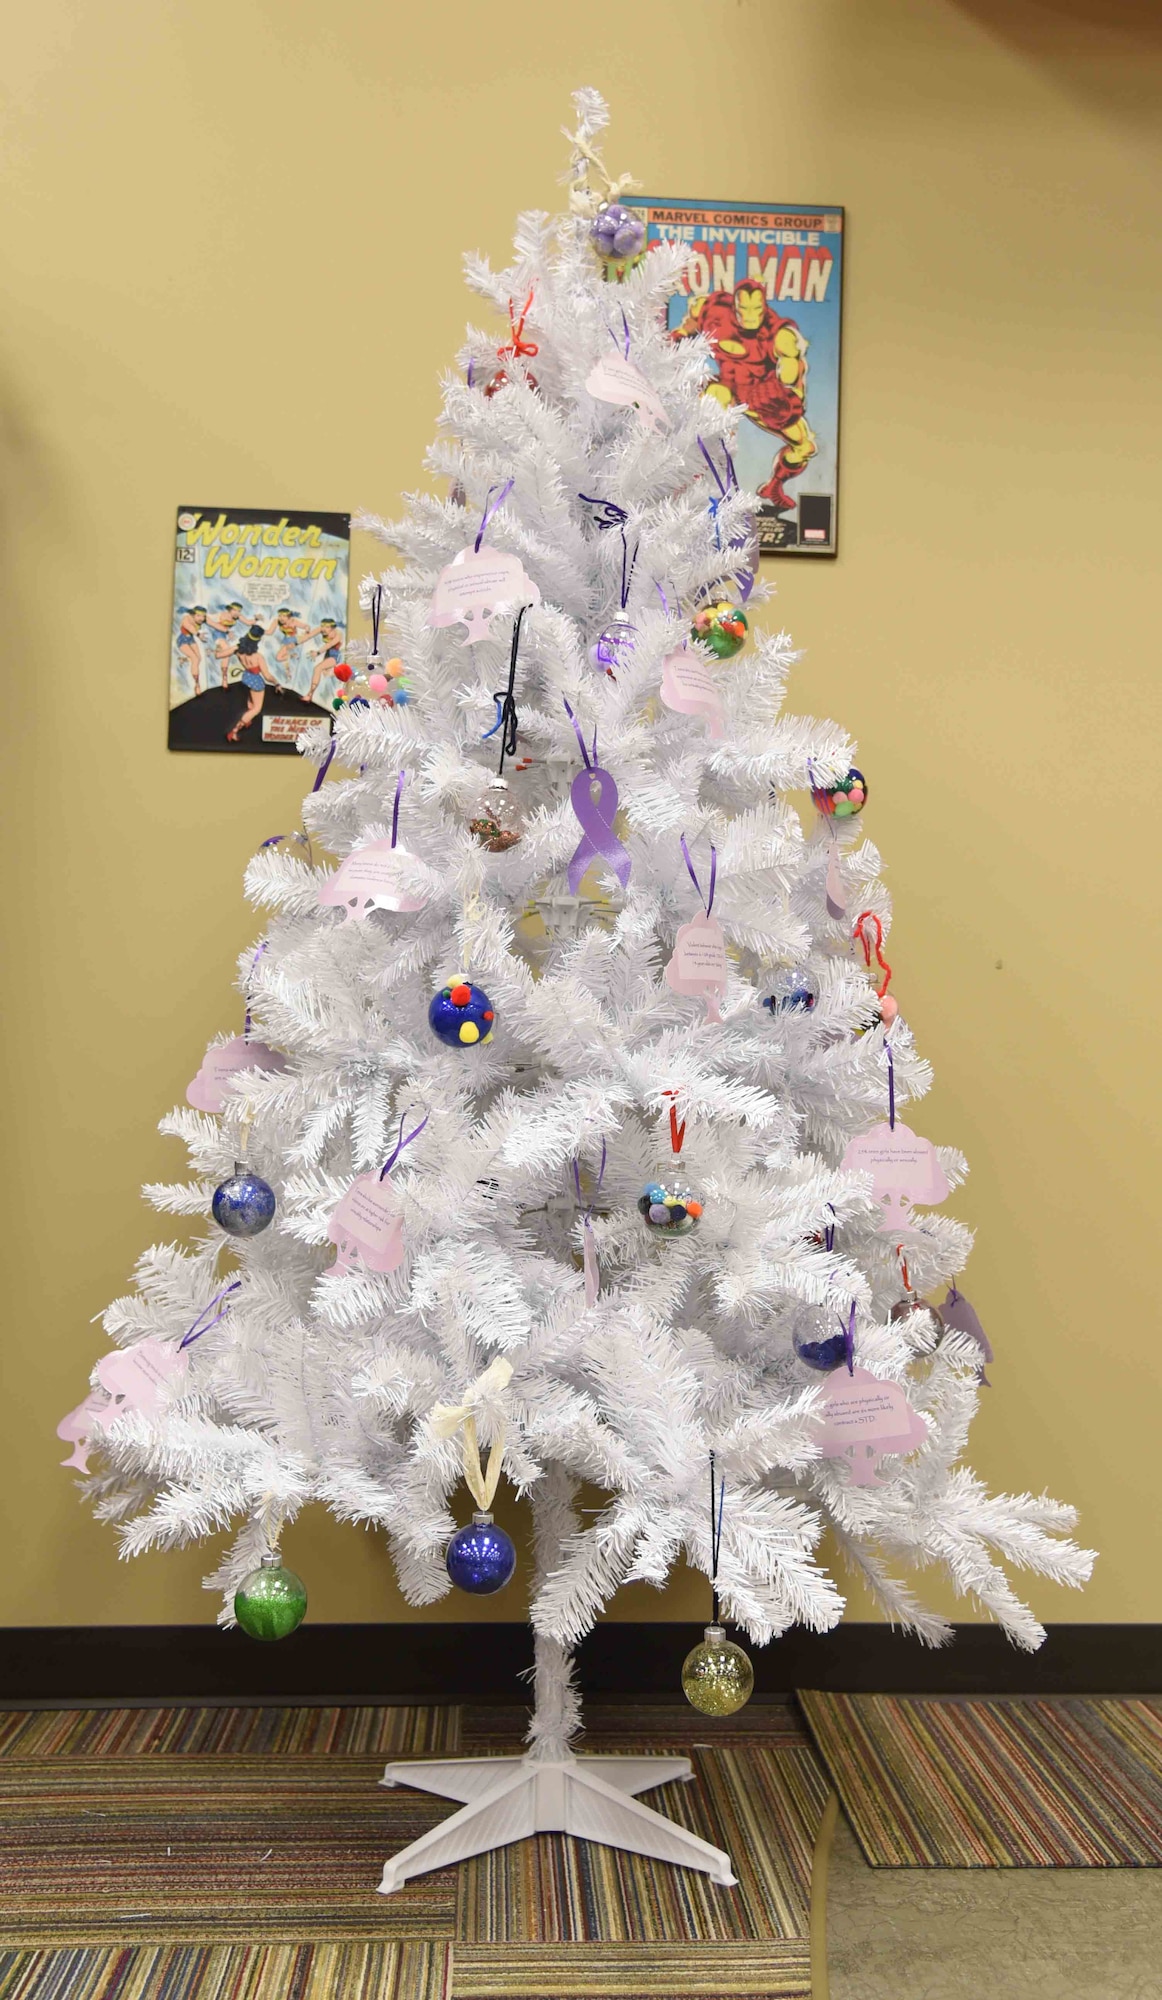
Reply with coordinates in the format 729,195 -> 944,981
590,204 -> 646,260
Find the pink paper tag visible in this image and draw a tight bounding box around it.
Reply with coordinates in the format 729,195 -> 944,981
841,1121 -> 951,1232
318,840 -> 430,922
327,1173 -> 406,1277
584,352 -> 670,434
427,547 -> 541,645
665,911 -> 729,1022
815,1365 -> 929,1485
93,1340 -> 189,1431
825,840 -> 847,920
659,650 -> 725,739
583,1224 -> 599,1309
186,1036 -> 287,1114
56,1391 -> 110,1472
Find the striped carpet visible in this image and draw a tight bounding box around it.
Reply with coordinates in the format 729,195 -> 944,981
0,1701 -> 830,1998
799,1691 -> 1162,1867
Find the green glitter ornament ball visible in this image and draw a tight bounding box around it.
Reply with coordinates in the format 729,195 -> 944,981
233,1555 -> 308,1641
681,1624 -> 755,1716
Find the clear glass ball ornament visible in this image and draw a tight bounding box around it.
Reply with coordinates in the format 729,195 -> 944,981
763,967 -> 818,1016
587,612 -> 636,677
681,1625 -> 755,1716
589,202 -> 647,263
469,773 -> 524,852
790,1300 -> 851,1373
233,1551 -> 307,1641
637,1180 -> 702,1237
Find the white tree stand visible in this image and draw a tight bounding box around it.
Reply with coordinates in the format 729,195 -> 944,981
378,1746 -> 736,1893
377,1476 -> 737,1895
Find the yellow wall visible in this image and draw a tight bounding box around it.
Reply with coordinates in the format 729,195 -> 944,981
3,0 -> 1159,1631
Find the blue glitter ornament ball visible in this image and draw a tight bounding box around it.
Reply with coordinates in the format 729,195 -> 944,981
445,1511 -> 516,1595
212,1163 -> 276,1238
428,979 -> 496,1048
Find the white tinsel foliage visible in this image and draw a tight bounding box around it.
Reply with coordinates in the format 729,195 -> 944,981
70,90 -> 1091,1719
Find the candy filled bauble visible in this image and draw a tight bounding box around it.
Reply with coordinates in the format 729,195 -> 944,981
681,1625 -> 754,1716
790,1301 -> 850,1373
812,767 -> 867,818
469,775 -> 523,853
764,968 -> 818,1016
212,1164 -> 276,1238
445,1511 -> 516,1594
637,1180 -> 702,1237
428,980 -> 496,1047
691,600 -> 748,660
590,202 -> 647,264
233,1553 -> 307,1640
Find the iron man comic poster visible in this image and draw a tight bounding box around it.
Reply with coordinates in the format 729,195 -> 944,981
168,507 -> 350,753
622,199 -> 844,556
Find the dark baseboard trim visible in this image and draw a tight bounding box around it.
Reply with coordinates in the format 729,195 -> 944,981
0,1623 -> 1157,1707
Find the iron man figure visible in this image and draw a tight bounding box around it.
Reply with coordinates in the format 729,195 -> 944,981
673,280 -> 817,513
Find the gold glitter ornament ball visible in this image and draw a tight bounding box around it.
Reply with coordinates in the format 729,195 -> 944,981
681,1624 -> 755,1716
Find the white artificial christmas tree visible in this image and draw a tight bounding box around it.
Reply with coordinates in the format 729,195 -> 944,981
65,92 -> 1092,1891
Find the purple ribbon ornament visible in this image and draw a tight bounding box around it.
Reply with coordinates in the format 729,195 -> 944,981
697,436 -> 756,603
563,702 -> 632,896
179,1280 -> 242,1350
379,1108 -> 429,1181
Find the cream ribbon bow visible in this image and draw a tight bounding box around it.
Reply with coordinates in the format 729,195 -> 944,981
428,1357 -> 513,1513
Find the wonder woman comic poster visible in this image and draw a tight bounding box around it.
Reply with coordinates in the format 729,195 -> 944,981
169,506 -> 350,753
622,198 -> 844,555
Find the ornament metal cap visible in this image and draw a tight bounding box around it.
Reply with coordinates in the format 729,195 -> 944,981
471,1509 -> 493,1526
703,1623 -> 726,1645
259,1549 -> 281,1570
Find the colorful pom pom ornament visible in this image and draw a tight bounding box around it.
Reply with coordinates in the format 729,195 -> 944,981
637,1181 -> 702,1238
812,767 -> 867,818
428,980 -> 496,1047
691,600 -> 748,660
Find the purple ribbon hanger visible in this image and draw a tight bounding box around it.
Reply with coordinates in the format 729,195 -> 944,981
180,1280 -> 242,1349
823,1203 -> 836,1253
563,699 -> 632,896
391,770 -> 406,849
368,585 -> 384,664
680,834 -> 718,917
607,308 -> 631,357
475,479 -> 515,554
572,1138 -> 608,1221
379,1109 -> 429,1181
697,435 -> 755,603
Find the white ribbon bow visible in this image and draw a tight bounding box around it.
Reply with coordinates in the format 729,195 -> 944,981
428,1357 -> 513,1512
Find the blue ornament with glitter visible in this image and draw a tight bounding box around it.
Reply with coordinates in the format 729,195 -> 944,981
445,1511 -> 516,1595
212,1162 -> 276,1238
428,980 -> 496,1048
